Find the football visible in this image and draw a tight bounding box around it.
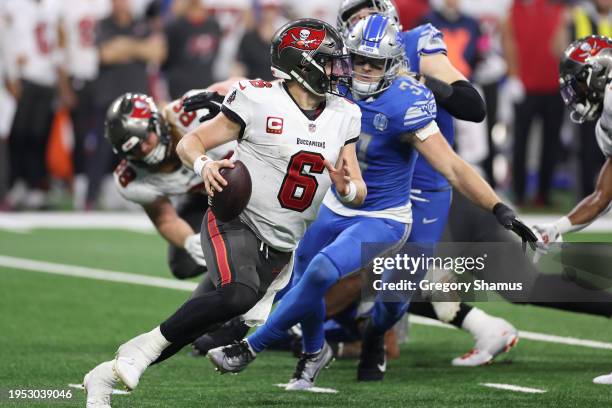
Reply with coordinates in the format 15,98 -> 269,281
210,160 -> 252,222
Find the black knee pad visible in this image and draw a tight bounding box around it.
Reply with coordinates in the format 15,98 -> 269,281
218,282 -> 259,316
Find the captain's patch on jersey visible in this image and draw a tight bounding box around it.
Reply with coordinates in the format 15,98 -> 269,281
266,117 -> 284,134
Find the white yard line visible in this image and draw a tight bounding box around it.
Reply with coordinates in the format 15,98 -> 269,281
2,254 -> 612,351
1,212 -> 612,233
0,255 -> 197,291
68,384 -> 130,395
0,212 -> 154,233
480,383 -> 546,394
274,383 -> 338,393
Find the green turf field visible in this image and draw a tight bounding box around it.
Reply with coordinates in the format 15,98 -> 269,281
1,228 -> 612,407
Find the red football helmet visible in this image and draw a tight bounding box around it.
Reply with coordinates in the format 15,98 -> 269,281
560,35 -> 612,123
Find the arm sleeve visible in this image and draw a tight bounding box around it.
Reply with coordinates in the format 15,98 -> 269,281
425,77 -> 486,123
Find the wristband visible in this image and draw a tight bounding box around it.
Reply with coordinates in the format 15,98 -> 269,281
339,181 -> 357,203
554,216 -> 573,235
193,155 -> 213,177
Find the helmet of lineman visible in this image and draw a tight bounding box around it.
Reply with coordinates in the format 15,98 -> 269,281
336,0 -> 401,37
104,93 -> 170,165
270,18 -> 352,96
345,13 -> 406,98
560,35 -> 612,123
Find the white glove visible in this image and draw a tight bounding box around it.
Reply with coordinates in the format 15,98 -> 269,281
184,233 -> 207,267
532,217 -> 570,262
505,75 -> 525,103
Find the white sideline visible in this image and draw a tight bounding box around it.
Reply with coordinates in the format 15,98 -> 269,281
480,383 -> 546,394
1,254 -> 612,351
1,212 -> 612,233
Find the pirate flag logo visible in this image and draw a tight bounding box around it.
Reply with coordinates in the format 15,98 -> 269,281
278,27 -> 326,53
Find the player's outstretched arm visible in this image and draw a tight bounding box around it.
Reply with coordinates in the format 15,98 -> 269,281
413,131 -> 537,248
142,198 -> 206,266
325,143 -> 367,207
535,158 -> 612,244
177,112 -> 241,196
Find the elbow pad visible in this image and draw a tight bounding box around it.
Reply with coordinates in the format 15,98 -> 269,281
424,77 -> 486,123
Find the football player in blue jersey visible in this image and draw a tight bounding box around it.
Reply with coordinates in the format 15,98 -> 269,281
335,0 -> 523,372
208,14 -> 536,389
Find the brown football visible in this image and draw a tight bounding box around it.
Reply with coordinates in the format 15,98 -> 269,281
210,160 -> 252,222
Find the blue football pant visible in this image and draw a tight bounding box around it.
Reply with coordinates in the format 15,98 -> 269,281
371,189 -> 452,334
248,205 -> 409,353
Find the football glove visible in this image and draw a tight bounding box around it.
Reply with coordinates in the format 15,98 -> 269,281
184,233 -> 207,267
493,202 -> 538,251
182,90 -> 224,122
532,223 -> 562,249
531,223 -> 565,263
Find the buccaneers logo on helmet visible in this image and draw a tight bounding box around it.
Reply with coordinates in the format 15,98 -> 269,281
278,27 -> 325,52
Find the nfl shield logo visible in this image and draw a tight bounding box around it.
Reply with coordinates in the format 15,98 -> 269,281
373,113 -> 388,131
309,123 -> 316,133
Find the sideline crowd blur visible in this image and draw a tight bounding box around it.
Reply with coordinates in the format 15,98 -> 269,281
0,0 -> 609,211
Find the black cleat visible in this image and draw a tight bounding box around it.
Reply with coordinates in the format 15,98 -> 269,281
357,319 -> 386,381
190,317 -> 250,357
207,340 -> 256,374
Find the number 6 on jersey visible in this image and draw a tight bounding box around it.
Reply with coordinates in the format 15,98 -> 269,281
278,151 -> 325,212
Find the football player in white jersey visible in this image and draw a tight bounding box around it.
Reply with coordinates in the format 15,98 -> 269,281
534,35 -> 612,385
82,18 -> 365,407
104,91 -> 236,280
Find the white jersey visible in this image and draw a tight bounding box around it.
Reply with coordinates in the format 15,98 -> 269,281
3,0 -> 61,86
59,0 -> 111,80
596,84 -> 612,158
114,98 -> 237,205
222,80 -> 361,251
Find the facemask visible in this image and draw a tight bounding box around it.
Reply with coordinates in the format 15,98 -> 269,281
142,142 -> 167,165
351,78 -> 381,99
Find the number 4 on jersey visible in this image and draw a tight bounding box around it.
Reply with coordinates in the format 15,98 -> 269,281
278,151 -> 325,212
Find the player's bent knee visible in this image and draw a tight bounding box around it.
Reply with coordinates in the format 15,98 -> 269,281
219,282 -> 259,316
304,254 -> 341,290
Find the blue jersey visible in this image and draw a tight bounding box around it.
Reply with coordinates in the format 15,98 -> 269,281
331,77 -> 437,212
402,24 -> 454,191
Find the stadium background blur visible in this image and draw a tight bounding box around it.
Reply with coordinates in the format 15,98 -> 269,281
0,0 -> 610,213
2,2 -> 612,406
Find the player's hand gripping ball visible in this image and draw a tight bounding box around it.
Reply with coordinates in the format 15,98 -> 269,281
207,160 -> 252,222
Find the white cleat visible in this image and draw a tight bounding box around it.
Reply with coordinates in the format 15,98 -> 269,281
114,331 -> 164,390
452,317 -> 519,367
593,372 -> 612,384
83,361 -> 118,408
